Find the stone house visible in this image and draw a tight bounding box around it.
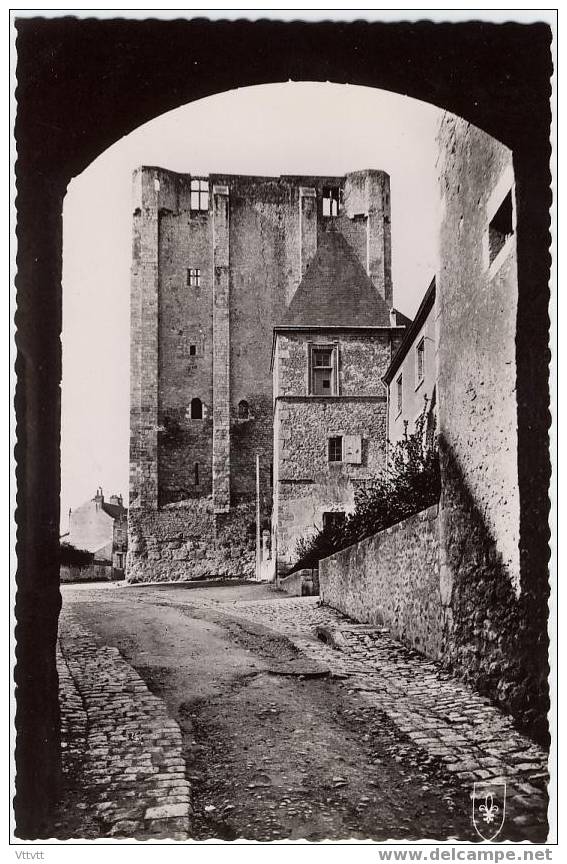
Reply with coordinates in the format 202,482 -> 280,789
383,277 -> 437,447
320,116 -> 549,738
128,167 -> 405,581
61,488 -> 128,581
271,227 -> 409,575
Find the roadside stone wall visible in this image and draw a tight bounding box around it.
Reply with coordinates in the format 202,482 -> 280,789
320,491 -> 546,738
320,505 -> 445,659
60,563 -> 115,584
127,500 -> 255,582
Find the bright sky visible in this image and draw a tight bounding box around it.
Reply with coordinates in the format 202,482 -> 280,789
61,82 -> 442,526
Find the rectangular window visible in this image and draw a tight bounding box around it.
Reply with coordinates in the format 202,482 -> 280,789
189,344 -> 197,356
187,268 -> 201,287
323,511 -> 346,532
322,186 -> 340,218
396,374 -> 403,414
488,190 -> 513,265
328,436 -> 343,463
190,178 -> 209,212
309,344 -> 338,395
416,337 -> 425,386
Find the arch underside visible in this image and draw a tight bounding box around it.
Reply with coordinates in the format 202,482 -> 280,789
14,17 -> 552,838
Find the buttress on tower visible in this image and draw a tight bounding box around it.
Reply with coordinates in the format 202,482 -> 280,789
128,168 -> 404,581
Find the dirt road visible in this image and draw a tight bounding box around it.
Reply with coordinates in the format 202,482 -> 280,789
61,582 -> 476,841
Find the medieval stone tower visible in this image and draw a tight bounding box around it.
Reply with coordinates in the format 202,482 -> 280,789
128,168 -> 396,581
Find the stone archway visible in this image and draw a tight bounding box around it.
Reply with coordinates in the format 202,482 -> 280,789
14,16 -> 552,837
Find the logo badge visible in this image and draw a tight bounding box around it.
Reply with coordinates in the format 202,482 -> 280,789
472,782 -> 507,841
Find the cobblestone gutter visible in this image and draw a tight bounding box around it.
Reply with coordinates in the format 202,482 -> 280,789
215,596 -> 550,841
55,618 -> 191,840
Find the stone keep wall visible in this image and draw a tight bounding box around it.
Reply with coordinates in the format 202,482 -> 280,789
127,500 -> 255,582
320,506 -> 444,659
157,183 -> 213,505
130,168 -> 392,582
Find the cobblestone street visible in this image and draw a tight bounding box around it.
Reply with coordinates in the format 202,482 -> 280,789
56,615 -> 191,839
55,581 -> 549,842
206,593 -> 549,837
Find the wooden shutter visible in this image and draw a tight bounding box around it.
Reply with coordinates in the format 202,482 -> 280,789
333,342 -> 340,395
344,435 -> 362,464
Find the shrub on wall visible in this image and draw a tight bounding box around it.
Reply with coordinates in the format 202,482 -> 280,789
60,542 -> 93,566
292,403 -> 440,572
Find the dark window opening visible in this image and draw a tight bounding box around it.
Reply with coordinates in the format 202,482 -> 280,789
190,397 -> 203,420
323,511 -> 346,531
416,338 -> 425,384
238,399 -> 249,419
194,463 -> 199,486
328,436 -> 343,463
322,186 -> 340,218
189,344 -> 197,356
187,268 -> 201,287
191,179 -> 209,212
488,190 -> 513,265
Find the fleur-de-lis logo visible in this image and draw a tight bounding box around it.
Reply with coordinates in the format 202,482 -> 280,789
479,793 -> 499,824
472,782 -> 506,841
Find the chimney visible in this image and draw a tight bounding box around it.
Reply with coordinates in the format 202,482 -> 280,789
93,487 -> 104,509
109,494 -> 123,508
343,170 -> 392,306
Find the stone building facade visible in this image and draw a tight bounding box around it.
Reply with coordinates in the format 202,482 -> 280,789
384,278 -> 437,446
62,489 -> 128,580
129,167 -> 398,581
321,117 -> 549,740
434,114 -> 549,735
272,228 -> 408,575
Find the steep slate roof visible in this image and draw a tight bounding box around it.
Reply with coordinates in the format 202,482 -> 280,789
282,230 -> 394,327
101,502 -> 127,521
390,307 -> 412,328
383,277 -> 436,384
